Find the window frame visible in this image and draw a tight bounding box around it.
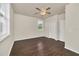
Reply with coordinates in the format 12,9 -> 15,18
0,3 -> 10,41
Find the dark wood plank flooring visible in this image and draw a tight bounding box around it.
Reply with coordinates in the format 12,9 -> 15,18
10,37 -> 79,56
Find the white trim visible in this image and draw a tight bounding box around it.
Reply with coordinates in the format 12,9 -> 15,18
0,3 -> 10,42
0,32 -> 10,42
65,46 -> 79,54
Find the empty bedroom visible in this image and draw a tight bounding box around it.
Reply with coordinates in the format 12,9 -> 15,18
0,3 -> 79,56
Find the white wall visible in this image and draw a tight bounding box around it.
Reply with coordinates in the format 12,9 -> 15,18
65,4 -> 79,53
14,13 -> 46,41
45,15 -> 58,40
58,14 -> 65,41
45,13 -> 65,41
0,4 -> 14,56
14,13 -> 65,41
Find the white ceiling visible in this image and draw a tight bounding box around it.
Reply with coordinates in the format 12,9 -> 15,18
12,3 -> 67,19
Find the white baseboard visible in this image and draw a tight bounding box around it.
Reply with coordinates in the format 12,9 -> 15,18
65,46 -> 79,54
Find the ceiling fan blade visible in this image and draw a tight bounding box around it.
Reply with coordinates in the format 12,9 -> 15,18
34,12 -> 38,14
46,7 -> 51,10
36,8 -> 41,11
47,12 -> 51,14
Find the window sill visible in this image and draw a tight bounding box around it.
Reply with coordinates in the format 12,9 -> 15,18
0,32 -> 10,42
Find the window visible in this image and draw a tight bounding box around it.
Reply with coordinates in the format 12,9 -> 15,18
0,3 -> 10,41
37,20 -> 44,32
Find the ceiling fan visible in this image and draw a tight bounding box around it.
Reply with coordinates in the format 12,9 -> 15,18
35,7 -> 51,16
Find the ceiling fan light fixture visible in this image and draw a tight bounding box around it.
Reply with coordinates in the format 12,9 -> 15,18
35,7 -> 51,16
40,12 -> 46,16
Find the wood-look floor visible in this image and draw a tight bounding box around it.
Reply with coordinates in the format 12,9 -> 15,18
10,37 -> 79,56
